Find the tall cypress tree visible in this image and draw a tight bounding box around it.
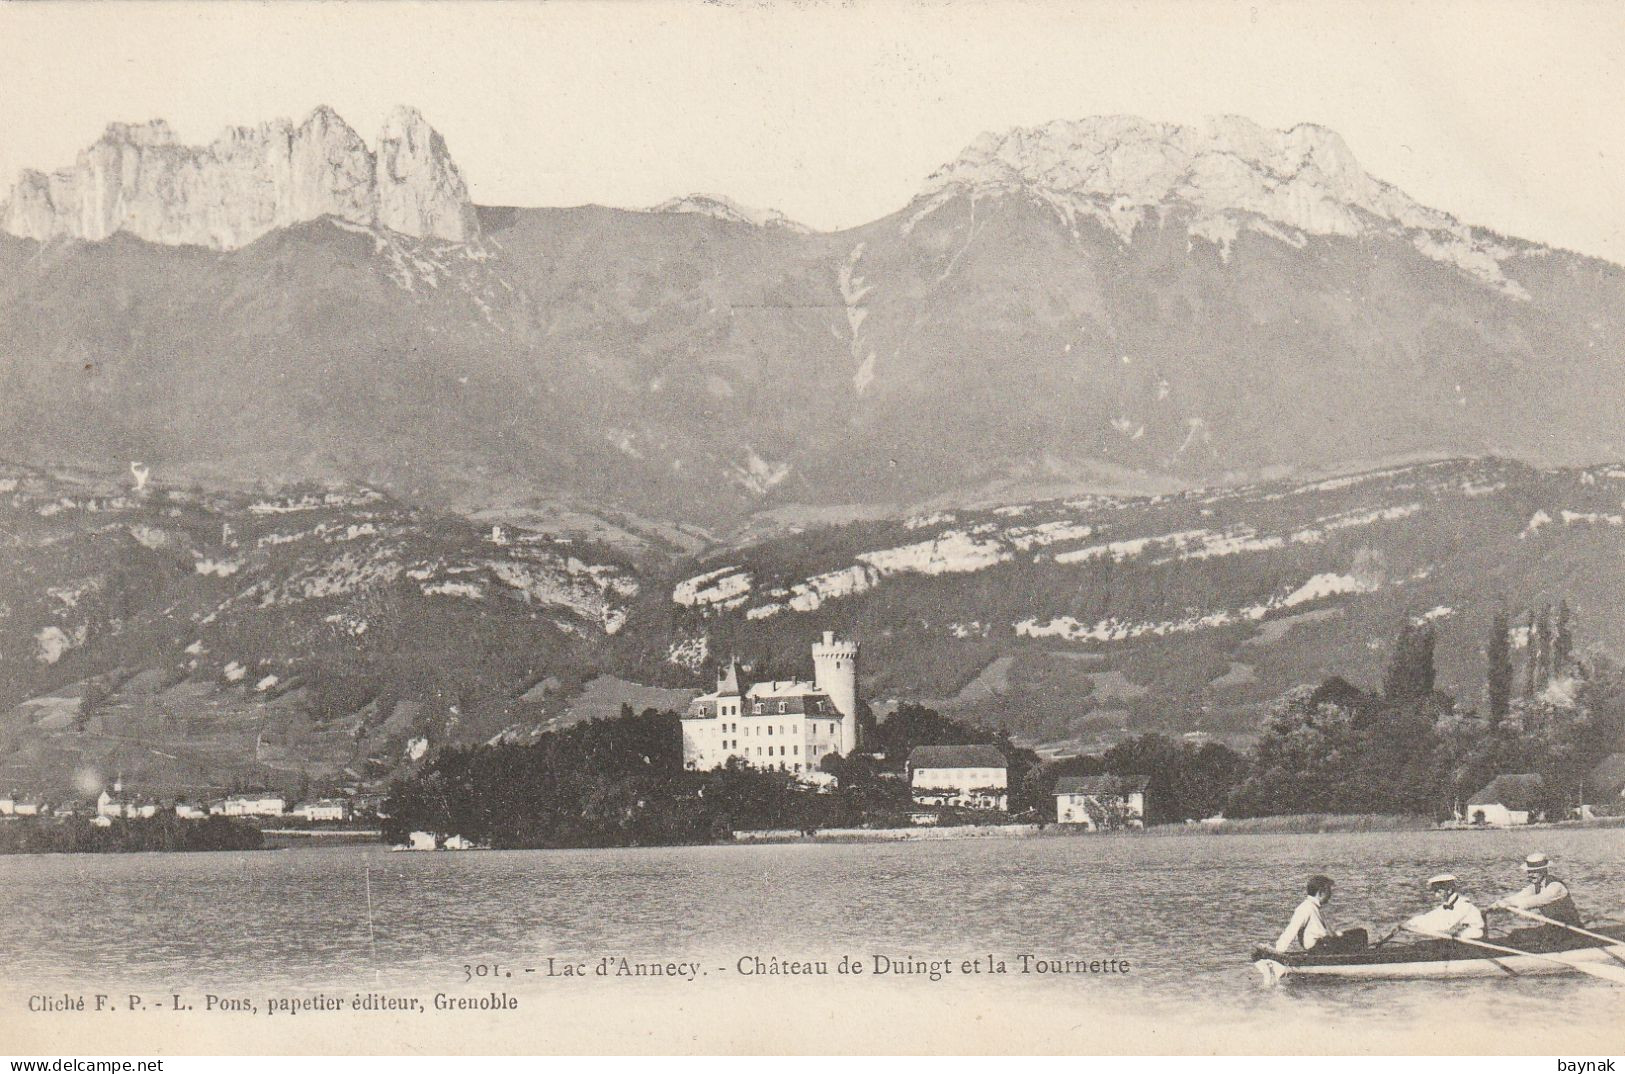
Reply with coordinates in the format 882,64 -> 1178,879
1533,603 -> 1553,690
1552,599 -> 1574,672
1487,608 -> 1512,722
1522,608 -> 1539,699
1384,620 -> 1436,700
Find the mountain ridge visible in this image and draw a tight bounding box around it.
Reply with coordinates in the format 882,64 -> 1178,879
1,105 -> 478,249
2,107 -> 1623,529
5,456 -> 1623,796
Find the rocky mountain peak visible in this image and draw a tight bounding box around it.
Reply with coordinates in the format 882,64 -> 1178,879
913,114 -> 1526,295
1,105 -> 479,250
924,115 -> 1424,231
648,192 -> 811,233
375,106 -> 480,242
100,119 -> 181,149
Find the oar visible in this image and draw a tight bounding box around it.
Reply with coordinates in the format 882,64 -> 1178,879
1405,926 -> 1625,984
1370,925 -> 1403,948
1501,906 -> 1625,967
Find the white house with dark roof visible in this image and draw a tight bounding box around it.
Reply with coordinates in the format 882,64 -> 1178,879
680,632 -> 860,774
1054,774 -> 1149,829
907,745 -> 1009,811
1467,773 -> 1545,826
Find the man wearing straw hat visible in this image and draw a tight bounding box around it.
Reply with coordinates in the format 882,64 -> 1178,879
1404,874 -> 1486,940
1489,852 -> 1584,929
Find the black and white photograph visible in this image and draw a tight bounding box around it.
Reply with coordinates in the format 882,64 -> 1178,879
1,0 -> 1623,1058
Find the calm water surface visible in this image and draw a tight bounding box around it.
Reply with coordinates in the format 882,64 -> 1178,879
3,827 -> 1623,1050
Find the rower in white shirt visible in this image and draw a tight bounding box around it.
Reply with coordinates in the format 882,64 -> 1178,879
1274,875 -> 1368,954
1404,873 -> 1485,940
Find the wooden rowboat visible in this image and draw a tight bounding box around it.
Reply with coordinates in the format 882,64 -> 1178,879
1252,924 -> 1625,981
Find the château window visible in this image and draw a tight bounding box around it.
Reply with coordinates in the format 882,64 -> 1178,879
778,702 -> 787,714
754,703 -> 763,715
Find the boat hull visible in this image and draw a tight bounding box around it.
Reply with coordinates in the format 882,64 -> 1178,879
1252,925 -> 1625,981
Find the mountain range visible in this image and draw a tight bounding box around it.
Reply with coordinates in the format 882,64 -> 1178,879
3,107 -> 1622,528
2,106 -> 1623,795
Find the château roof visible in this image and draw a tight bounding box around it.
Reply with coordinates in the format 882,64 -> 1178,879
687,687 -> 838,718
749,679 -> 819,699
908,745 -> 1007,770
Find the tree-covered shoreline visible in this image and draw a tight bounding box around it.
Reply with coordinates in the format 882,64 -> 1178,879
0,814 -> 266,854
382,601 -> 1625,848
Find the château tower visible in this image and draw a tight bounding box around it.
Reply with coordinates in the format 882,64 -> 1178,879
811,631 -> 860,754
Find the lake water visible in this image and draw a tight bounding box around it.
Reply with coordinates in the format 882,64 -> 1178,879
3,827 -> 1624,1053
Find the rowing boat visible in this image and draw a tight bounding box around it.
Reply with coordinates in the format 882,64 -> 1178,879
1252,924 -> 1625,981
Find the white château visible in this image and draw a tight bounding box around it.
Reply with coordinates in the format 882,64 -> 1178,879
681,632 -> 860,773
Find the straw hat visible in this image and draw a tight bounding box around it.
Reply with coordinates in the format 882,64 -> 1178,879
1522,853 -> 1551,873
1427,873 -> 1458,887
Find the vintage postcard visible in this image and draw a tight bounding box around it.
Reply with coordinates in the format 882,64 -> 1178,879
2,0 -> 1624,1057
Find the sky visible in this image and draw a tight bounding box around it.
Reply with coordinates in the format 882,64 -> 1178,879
2,0 -> 1623,262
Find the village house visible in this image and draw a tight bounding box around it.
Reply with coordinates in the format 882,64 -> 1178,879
680,633 -> 860,775
906,745 -> 1009,811
1054,774 -> 1150,830
293,799 -> 352,822
12,797 -> 46,817
98,784 -> 161,819
0,791 -> 14,816
174,801 -> 208,819
221,793 -> 287,817
1467,773 -> 1545,826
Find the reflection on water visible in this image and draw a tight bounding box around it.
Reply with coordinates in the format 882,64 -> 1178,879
3,827 -> 1623,1051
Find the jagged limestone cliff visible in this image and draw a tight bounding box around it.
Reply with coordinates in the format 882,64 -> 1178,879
1,105 -> 478,249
